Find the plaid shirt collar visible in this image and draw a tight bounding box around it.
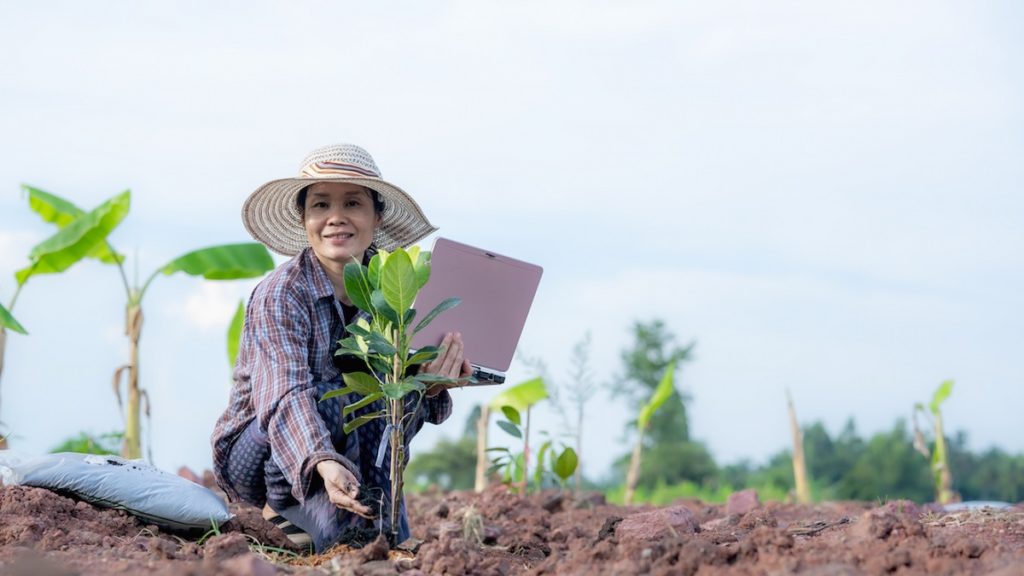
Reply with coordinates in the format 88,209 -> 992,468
303,248 -> 338,303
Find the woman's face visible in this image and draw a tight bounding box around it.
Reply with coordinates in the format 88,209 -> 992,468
303,182 -> 380,268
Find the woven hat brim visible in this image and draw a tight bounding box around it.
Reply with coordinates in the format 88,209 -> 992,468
242,176 -> 438,256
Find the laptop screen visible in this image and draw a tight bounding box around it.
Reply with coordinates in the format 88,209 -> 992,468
410,237 -> 543,374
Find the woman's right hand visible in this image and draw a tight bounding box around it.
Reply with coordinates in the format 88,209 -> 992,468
316,460 -> 375,518
422,332 -> 472,396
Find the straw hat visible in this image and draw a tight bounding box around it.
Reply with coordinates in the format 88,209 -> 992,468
242,144 -> 437,255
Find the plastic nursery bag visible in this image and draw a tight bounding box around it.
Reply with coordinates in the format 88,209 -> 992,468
0,450 -> 232,531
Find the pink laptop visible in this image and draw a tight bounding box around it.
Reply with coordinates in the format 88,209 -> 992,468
411,237 -> 543,385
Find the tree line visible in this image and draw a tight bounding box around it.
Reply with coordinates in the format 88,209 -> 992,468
408,320 -> 1024,504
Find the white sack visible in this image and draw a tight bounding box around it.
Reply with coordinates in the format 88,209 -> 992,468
0,451 -> 232,531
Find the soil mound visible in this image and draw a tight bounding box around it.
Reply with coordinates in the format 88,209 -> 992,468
2,483 -> 1022,574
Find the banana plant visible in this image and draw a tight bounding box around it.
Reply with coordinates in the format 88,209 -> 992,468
323,246 -> 466,544
1,187 -> 129,449
0,302 -> 26,448
624,361 -> 676,505
913,380 -> 956,505
22,185 -> 274,459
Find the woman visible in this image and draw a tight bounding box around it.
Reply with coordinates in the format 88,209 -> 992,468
211,143 -> 470,552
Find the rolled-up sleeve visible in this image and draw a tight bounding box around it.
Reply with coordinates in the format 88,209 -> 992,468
250,288 -> 359,502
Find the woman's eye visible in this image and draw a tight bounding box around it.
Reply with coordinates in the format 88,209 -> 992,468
313,201 -> 328,209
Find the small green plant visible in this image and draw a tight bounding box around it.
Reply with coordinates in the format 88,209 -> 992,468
520,332 -> 596,498
913,379 -> 956,505
488,407 -> 578,492
624,361 -> 676,505
22,185 -> 274,459
49,431 -> 124,455
485,377 -> 577,494
323,246 -> 465,544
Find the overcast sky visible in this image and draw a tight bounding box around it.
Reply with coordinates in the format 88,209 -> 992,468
1,1 -> 1021,483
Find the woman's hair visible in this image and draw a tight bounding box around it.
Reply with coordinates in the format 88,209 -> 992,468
296,186 -> 386,219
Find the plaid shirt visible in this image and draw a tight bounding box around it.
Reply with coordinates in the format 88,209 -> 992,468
211,248 -> 452,504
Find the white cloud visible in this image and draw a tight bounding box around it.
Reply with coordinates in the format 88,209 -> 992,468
181,281 -> 247,334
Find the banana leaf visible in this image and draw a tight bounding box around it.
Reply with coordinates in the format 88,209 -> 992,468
0,302 -> 27,334
16,190 -> 130,286
22,185 -> 124,265
160,243 -> 274,280
637,361 -> 676,430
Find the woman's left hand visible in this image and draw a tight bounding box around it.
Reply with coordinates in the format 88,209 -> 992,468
422,332 -> 472,396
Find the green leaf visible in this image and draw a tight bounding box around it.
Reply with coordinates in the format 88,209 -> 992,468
345,321 -> 371,338
510,453 -> 525,483
17,190 -> 131,286
553,447 -> 578,481
367,253 -> 382,288
488,377 -> 548,412
342,392 -> 384,417
929,380 -> 954,415
342,372 -> 382,396
413,249 -> 431,290
321,387 -> 353,402
381,378 -> 425,400
343,410 -> 385,435
405,245 -> 421,266
535,440 -> 552,487
413,297 -> 461,335
484,447 -> 511,454
403,308 -> 416,326
161,243 -> 274,280
497,420 -> 522,439
406,346 -> 440,366
367,332 -> 396,356
501,406 -> 521,426
380,248 -> 418,317
334,336 -> 368,358
371,290 -> 401,327
23,185 -> 125,265
343,262 -> 374,314
638,361 -> 676,430
227,300 -> 244,367
0,303 -> 27,335
23,184 -> 83,227
413,373 -> 458,384
368,356 -> 392,376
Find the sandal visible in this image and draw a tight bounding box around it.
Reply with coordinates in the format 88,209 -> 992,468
262,504 -> 313,548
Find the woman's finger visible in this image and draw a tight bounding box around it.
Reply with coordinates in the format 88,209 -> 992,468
439,335 -> 459,375
331,492 -> 375,519
428,333 -> 453,374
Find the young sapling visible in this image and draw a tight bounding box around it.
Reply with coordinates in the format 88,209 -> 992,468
912,380 -> 957,505
624,361 -> 676,505
323,246 -> 467,544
